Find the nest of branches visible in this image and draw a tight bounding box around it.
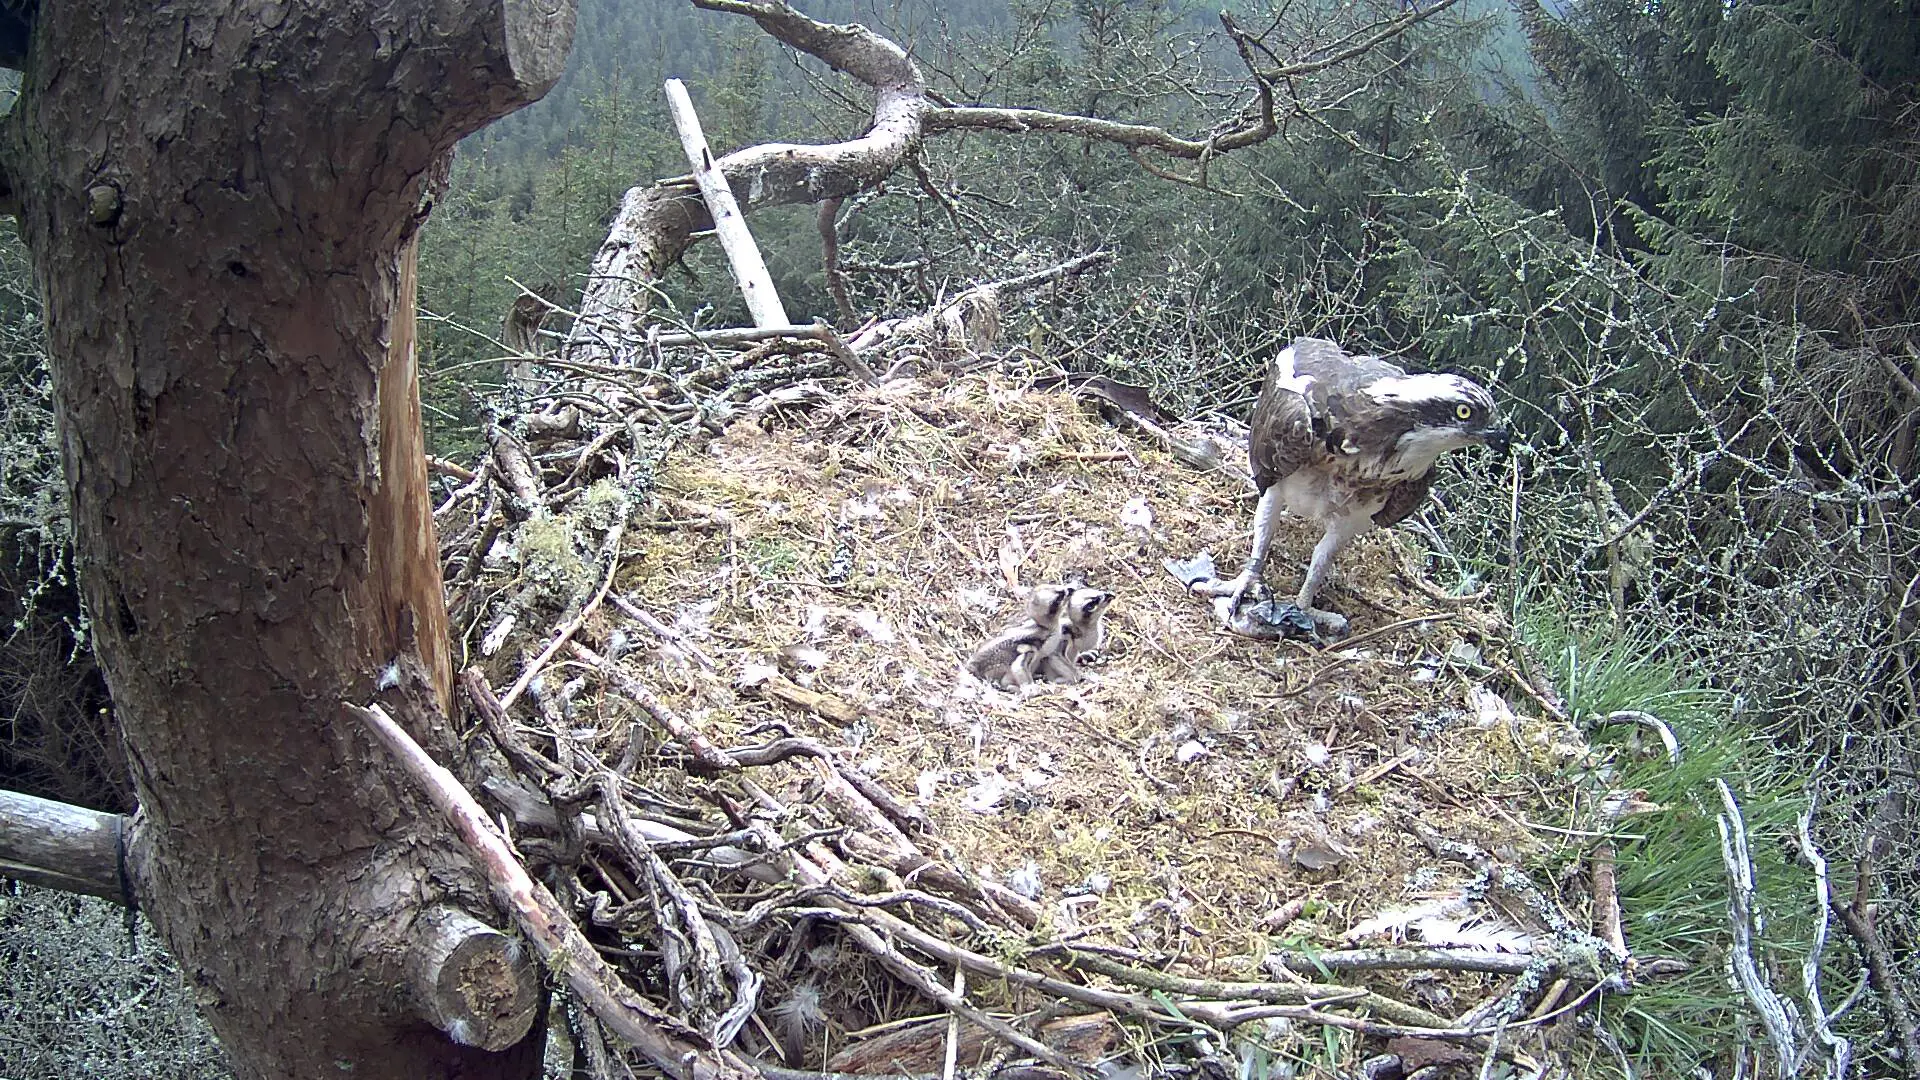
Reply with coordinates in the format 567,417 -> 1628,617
418,308 -> 1681,1079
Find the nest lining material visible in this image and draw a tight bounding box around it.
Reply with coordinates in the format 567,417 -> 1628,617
488,370 -> 1593,988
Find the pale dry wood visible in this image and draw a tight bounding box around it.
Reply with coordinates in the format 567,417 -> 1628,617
664,78 -> 789,329
0,787 -> 124,901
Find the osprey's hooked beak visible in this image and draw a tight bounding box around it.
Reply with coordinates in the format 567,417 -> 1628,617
1480,426 -> 1512,458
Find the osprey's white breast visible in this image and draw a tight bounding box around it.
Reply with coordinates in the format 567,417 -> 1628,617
1273,461 -> 1392,526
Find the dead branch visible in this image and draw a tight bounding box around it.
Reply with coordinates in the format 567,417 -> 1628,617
1833,836 -> 1920,1077
345,702 -> 755,1080
570,641 -> 738,773
1715,779 -> 1807,1074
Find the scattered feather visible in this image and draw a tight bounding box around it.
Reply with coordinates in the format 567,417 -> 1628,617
1120,495 -> 1154,533
737,662 -> 779,689
1282,825 -> 1355,870
779,643 -> 829,671
841,494 -> 884,520
481,613 -> 516,656
956,585 -> 999,612
963,773 -> 1010,814
1469,685 -> 1515,728
850,609 -> 895,643
1175,739 -> 1209,764
1007,862 -> 1043,900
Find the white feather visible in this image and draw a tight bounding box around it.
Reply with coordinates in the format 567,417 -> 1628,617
1272,345 -> 1315,397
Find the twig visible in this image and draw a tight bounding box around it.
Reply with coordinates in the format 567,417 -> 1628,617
1714,778 -> 1805,1076
1833,835 -> 1920,1077
570,641 -> 737,772
610,592 -> 719,671
1791,792 -> 1852,1078
459,667 -> 564,780
1591,844 -> 1627,960
1604,709 -> 1680,765
728,736 -> 932,838
942,966 -> 964,1080
497,516 -> 627,714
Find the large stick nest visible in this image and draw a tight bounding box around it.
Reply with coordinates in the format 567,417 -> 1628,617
435,345 -> 1658,1078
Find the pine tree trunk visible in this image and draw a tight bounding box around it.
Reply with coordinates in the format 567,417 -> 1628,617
0,2 -> 572,1075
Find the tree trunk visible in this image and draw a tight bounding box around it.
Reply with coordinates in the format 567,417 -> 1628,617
0,2 -> 573,1076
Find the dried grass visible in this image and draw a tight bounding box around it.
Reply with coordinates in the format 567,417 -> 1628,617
496,369 -> 1596,993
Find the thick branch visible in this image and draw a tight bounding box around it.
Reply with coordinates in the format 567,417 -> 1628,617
408,905 -> 542,1052
568,1 -> 925,362
0,788 -> 125,901
923,104 -> 1269,159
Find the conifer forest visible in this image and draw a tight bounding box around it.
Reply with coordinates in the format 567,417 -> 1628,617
0,2 -> 1916,1079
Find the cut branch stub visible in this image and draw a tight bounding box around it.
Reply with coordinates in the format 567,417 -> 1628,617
0,788 -> 125,902
409,905 -> 541,1051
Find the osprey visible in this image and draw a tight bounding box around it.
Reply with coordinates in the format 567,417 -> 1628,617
1198,338 -> 1508,633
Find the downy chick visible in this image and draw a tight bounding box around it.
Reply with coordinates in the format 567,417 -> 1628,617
966,584 -> 1072,690
1036,587 -> 1114,684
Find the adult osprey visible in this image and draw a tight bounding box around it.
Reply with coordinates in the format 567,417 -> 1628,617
1198,337 -> 1508,633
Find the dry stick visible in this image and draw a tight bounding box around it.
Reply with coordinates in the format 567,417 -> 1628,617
1591,844 -> 1628,961
942,966 -> 964,1080
1793,797 -> 1853,1078
839,919 -> 1083,1076
728,736 -> 931,839
435,456 -> 492,519
610,593 -> 720,672
593,771 -> 743,1047
497,519 -> 626,713
840,831 -> 1041,930
571,641 -> 737,772
1052,950 -> 1470,1031
1834,839 -> 1920,1077
487,423 -> 545,519
844,897 -> 1463,1044
460,668 -> 566,781
1714,779 -> 1805,1075
664,77 -> 790,330
739,830 -> 1083,1073
429,455 -> 479,482
344,702 -> 754,1080
1250,947 -> 1541,978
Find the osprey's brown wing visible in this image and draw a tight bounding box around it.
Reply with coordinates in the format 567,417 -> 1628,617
1250,338 -> 1408,491
1373,469 -> 1436,527
1248,356 -> 1321,493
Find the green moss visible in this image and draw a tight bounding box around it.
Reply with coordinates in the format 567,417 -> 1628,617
515,515 -> 591,603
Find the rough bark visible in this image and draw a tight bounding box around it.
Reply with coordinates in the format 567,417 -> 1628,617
0,1 -> 573,1077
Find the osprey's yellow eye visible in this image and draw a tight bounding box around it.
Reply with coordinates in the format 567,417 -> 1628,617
1454,403 -> 1475,421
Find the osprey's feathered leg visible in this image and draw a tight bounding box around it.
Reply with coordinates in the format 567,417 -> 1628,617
1295,508 -> 1373,634
1193,486 -> 1284,611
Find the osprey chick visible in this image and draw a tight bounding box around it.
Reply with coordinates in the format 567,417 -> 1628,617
1200,338 -> 1508,633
